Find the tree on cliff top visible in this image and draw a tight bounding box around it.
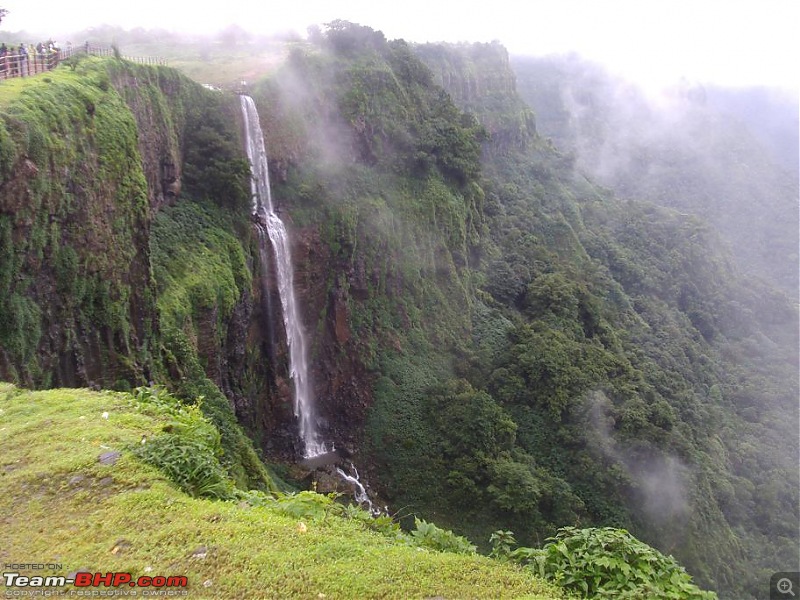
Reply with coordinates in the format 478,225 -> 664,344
0,8 -> 8,24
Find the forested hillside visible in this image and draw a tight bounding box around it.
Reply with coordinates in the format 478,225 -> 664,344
511,54 -> 799,293
241,26 -> 798,597
0,22 -> 796,600
254,24 -> 798,597
412,40 -> 797,598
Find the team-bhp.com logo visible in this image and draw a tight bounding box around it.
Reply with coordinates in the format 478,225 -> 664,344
3,572 -> 188,588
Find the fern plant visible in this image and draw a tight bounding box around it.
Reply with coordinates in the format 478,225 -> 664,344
130,386 -> 233,499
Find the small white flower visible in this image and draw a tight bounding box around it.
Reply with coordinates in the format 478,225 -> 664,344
79,416 -> 86,420
101,412 -> 109,420
203,580 -> 213,588
143,567 -> 153,573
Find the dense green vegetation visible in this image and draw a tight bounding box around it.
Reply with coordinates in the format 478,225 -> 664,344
249,24 -> 487,454
492,527 -> 716,599
511,55 -> 799,294
433,44 -> 798,600
4,379 -> 716,598
0,383 -> 565,599
252,25 -> 796,598
0,58 -> 151,386
0,55 -> 273,491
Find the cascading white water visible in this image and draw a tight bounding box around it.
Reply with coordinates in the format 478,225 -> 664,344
240,95 -> 326,458
240,95 -> 377,510
336,463 -> 377,515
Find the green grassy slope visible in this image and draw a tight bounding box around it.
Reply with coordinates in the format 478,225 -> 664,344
0,382 -> 563,600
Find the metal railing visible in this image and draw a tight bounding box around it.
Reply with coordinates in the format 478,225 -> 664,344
0,43 -> 167,81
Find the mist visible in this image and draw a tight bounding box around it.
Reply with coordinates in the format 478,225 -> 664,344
511,53 -> 799,295
2,0 -> 798,92
584,391 -> 691,526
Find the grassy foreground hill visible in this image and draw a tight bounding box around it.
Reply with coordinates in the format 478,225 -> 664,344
0,382 -> 564,599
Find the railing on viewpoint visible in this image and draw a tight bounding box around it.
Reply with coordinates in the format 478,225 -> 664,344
0,43 -> 167,81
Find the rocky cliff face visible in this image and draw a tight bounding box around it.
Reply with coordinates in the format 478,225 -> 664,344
292,225 -> 372,452
416,41 -> 537,151
0,61 -> 162,387
233,37 -> 485,465
0,58 -> 275,490
0,58 -> 253,391
0,54 -> 384,466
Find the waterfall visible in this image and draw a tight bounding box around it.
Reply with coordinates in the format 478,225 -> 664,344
240,95 -> 377,512
336,463 -> 378,515
240,95 -> 326,458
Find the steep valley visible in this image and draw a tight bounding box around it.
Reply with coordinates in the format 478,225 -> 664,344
0,24 -> 797,600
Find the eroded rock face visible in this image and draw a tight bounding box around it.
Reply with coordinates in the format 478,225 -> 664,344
110,70 -> 183,213
0,79 -> 161,388
293,225 -> 374,453
233,218 -> 374,462
0,60 -> 376,470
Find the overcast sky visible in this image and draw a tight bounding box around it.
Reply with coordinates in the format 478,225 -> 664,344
1,0 -> 797,90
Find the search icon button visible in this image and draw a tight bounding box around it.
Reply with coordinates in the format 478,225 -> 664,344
772,573 -> 800,599
778,578 -> 795,597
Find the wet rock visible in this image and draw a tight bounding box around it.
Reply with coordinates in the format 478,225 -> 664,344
313,470 -> 345,495
300,450 -> 345,470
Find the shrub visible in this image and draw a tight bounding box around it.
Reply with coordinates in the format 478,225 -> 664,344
410,518 -> 476,555
525,527 -> 716,599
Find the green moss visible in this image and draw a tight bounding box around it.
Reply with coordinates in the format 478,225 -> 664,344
0,55 -> 273,494
151,200 -> 251,333
0,58 -> 157,384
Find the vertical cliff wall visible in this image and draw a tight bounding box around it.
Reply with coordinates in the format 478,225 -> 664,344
245,31 -> 486,467
0,56 -> 274,490
0,59 -> 157,387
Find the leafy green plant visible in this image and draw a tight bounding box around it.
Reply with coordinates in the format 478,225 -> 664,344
340,503 -> 404,537
410,518 -> 476,555
524,527 -> 716,599
489,529 -> 517,559
131,386 -> 234,499
268,491 -> 342,521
